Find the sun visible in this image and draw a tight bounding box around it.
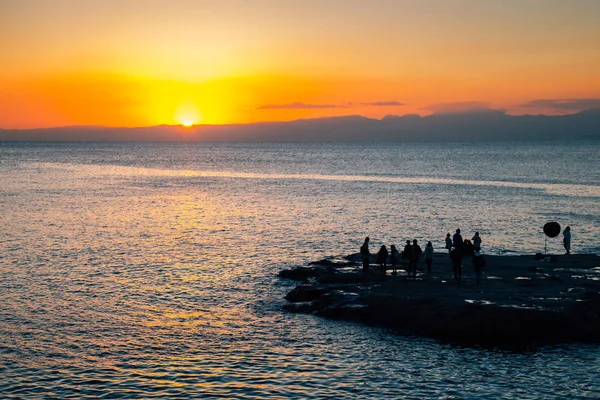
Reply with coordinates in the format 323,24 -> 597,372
175,103 -> 202,127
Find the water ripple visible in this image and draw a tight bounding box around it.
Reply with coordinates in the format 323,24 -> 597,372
2,143 -> 600,398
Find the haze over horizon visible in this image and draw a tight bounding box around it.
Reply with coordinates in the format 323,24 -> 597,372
2,108 -> 599,142
1,0 -> 600,133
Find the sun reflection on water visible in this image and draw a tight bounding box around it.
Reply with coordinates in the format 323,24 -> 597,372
2,143 -> 600,398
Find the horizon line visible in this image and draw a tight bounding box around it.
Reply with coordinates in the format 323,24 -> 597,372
2,108 -> 599,131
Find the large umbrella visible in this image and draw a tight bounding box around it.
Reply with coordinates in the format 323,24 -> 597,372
543,222 -> 561,254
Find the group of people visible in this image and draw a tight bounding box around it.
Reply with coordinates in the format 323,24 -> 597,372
446,229 -> 486,284
360,226 -> 574,284
359,229 -> 487,284
360,237 -> 437,277
445,230 -> 481,257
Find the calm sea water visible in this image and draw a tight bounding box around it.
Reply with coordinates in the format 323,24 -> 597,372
1,141 -> 600,398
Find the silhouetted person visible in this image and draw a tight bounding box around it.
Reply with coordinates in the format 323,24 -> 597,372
390,245 -> 400,275
472,232 -> 482,252
424,241 -> 434,273
453,229 -> 463,250
445,233 -> 452,257
402,240 -> 412,274
410,239 -> 422,277
360,237 -> 370,272
376,245 -> 389,275
450,248 -> 462,282
463,239 -> 474,257
563,226 -> 571,255
473,251 -> 487,285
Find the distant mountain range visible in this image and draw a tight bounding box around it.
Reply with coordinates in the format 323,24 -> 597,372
2,109 -> 599,142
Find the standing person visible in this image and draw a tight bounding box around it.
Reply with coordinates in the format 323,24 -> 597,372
563,226 -> 571,255
445,233 -> 453,257
424,241 -> 434,273
376,245 -> 389,275
463,239 -> 474,257
390,245 -> 400,275
360,237 -> 370,273
473,251 -> 487,285
410,239 -> 422,277
453,229 -> 463,250
472,232 -> 482,252
450,248 -> 462,282
402,240 -> 413,275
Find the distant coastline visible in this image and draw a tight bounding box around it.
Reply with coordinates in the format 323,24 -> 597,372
2,109 -> 600,142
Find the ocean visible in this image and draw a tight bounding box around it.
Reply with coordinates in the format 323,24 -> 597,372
1,141 -> 599,398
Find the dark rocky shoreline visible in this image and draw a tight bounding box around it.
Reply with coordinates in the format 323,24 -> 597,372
280,253 -> 600,349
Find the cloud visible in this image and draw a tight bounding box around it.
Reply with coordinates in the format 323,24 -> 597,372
361,101 -> 405,107
521,98 -> 600,111
422,101 -> 491,114
257,100 -> 405,110
257,102 -> 347,110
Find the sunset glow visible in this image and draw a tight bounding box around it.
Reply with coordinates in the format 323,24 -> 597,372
1,0 -> 599,129
176,104 -> 202,127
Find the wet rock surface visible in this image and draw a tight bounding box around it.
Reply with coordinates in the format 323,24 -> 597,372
279,253 -> 600,349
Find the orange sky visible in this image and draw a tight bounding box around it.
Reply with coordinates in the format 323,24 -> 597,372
1,0 -> 599,128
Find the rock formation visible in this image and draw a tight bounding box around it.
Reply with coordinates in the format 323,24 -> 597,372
280,253 -> 600,349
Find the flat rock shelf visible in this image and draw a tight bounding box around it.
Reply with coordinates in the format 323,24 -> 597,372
279,253 -> 600,349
